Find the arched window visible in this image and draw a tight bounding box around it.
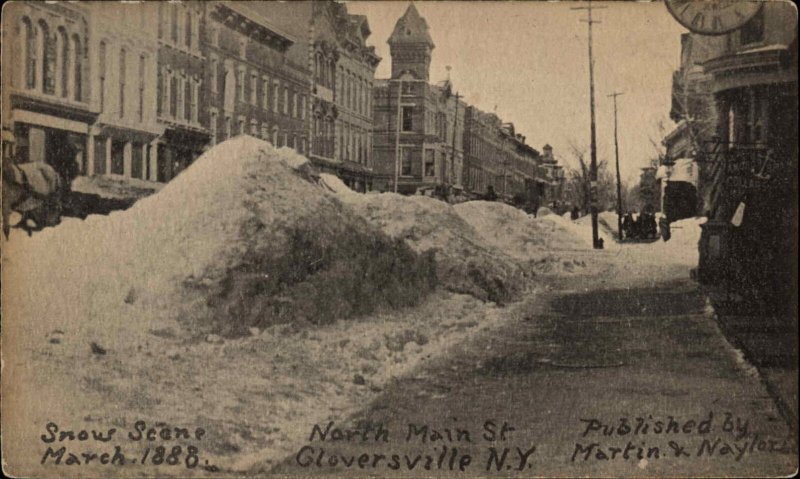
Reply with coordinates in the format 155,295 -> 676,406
72,34 -> 82,101
138,55 -> 146,122
57,27 -> 69,97
22,17 -> 36,89
37,20 -> 54,94
119,48 -> 126,117
98,41 -> 107,110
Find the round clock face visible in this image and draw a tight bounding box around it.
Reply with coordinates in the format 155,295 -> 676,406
665,0 -> 763,35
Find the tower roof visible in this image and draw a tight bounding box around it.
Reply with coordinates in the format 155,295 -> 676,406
389,3 -> 434,48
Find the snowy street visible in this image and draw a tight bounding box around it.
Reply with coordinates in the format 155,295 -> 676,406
2,138 -> 797,477
274,246 -> 798,477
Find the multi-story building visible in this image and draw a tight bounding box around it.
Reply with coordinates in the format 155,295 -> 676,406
153,1 -> 209,182
330,9 -> 380,191
251,1 -> 380,191
1,2 -> 95,183
372,3 -> 465,194
669,2 -> 798,312
203,2 -> 308,156
88,3 -> 161,181
461,106 -> 546,204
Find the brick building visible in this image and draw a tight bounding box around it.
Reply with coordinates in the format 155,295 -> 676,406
1,2 -> 95,182
372,4 -> 466,194
204,2 -> 308,156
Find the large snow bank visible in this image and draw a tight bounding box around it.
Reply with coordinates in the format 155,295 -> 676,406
3,136 -> 435,347
454,201 -> 590,274
335,193 -> 528,304
649,216 -> 705,266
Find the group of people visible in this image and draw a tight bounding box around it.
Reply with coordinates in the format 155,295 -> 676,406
622,210 -> 658,241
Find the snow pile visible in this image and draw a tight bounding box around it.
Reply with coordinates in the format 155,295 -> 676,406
318,172 -> 358,199
3,136 -> 434,347
649,216 -> 706,266
336,193 -> 528,304
454,201 -> 589,274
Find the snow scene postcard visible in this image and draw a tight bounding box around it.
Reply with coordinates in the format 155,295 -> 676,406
1,0 -> 797,477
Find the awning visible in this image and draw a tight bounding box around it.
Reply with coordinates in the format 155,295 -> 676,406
668,158 -> 698,186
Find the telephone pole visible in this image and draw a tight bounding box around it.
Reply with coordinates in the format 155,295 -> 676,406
572,0 -> 606,249
608,91 -> 624,240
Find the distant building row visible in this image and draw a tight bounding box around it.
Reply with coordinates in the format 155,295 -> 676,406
1,1 -> 562,204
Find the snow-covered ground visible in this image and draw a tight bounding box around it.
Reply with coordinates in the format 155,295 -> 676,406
1,138 -> 706,475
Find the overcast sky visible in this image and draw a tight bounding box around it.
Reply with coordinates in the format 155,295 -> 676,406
346,0 -> 688,183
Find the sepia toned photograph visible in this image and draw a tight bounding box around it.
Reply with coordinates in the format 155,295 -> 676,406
1,0 -> 797,477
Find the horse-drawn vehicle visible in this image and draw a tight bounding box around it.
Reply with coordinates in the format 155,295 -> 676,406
2,158 -> 65,238
621,211 -> 658,241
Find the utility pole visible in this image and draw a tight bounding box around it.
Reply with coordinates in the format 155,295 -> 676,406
449,89 -> 461,194
608,91 -> 624,240
572,0 -> 606,249
394,78 -> 403,193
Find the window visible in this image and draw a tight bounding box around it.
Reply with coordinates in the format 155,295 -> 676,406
262,77 -> 269,110
119,48 -> 126,118
170,4 -> 178,43
273,127 -> 280,146
402,106 -> 414,132
192,78 -> 199,123
22,18 -> 35,89
185,10 -> 192,48
210,58 -> 218,93
250,73 -> 257,105
39,21 -> 55,94
184,76 -> 192,121
272,80 -> 280,113
402,81 -> 413,95
300,95 -> 306,120
424,149 -> 436,177
58,28 -> 69,98
740,9 -> 764,45
210,110 -> 218,145
99,41 -> 106,110
111,140 -> 125,175
236,68 -> 245,102
283,87 -> 289,115
401,148 -> 413,176
72,35 -> 82,101
132,142 -> 143,179
156,67 -> 163,115
138,55 -> 145,122
158,2 -> 164,39
238,118 -> 244,136
169,73 -> 177,117
292,92 -> 298,118
224,116 -> 231,140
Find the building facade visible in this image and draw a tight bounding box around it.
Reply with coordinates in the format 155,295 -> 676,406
372,4 -> 465,195
153,1 -> 209,182
2,1 -> 95,183
203,2 -> 308,157
670,3 -> 798,313
89,3 -> 161,182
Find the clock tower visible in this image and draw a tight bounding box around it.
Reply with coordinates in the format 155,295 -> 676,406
389,3 -> 435,81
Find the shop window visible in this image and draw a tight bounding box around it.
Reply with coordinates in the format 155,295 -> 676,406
111,140 -> 125,175
93,136 -> 106,175
132,143 -> 143,179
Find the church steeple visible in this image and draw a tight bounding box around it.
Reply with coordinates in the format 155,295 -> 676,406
388,3 -> 435,81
